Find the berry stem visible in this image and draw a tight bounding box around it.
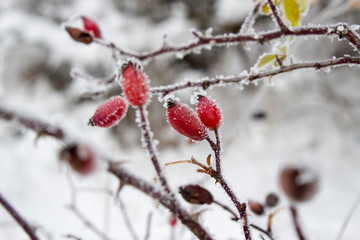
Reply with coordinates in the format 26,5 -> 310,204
290,205 -> 306,240
206,133 -> 252,240
0,192 -> 40,240
138,105 -> 171,194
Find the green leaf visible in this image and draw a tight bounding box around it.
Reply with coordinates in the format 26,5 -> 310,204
281,0 -> 301,27
256,54 -> 277,68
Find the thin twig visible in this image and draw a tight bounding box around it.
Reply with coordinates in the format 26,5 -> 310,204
336,194 -> 360,240
206,134 -> 252,240
64,234 -> 82,240
93,23 -> 360,61
68,204 -> 112,240
250,224 -> 274,240
151,56 -> 360,95
0,192 -> 40,240
213,200 -> 238,220
290,205 -> 306,240
267,0 -> 289,31
240,2 -> 261,34
118,197 -> 139,240
138,105 -> 172,195
143,212 -> 153,240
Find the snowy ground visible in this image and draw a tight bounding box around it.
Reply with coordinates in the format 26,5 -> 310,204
1,0 -> 360,240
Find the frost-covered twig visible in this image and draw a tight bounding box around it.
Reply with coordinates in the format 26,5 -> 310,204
267,0 -> 289,31
0,104 -> 65,140
239,2 -> 261,34
206,132 -> 252,240
93,23 -> 360,61
0,192 -> 40,240
137,105 -> 172,195
108,166 -> 214,240
151,56 -> 360,95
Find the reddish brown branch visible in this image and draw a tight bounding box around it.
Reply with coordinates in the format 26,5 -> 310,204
0,192 -> 40,240
94,23 -> 360,61
0,104 -> 65,140
250,224 -> 274,240
290,205 -> 306,240
151,56 -> 360,95
267,0 -> 289,31
108,166 -> 214,240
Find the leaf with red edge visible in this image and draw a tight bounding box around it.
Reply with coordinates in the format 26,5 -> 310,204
81,16 -> 102,38
65,27 -> 93,44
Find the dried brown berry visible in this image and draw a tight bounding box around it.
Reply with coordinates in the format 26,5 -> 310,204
248,201 -> 265,215
279,164 -> 319,202
179,185 -> 213,205
265,193 -> 279,207
65,27 -> 93,44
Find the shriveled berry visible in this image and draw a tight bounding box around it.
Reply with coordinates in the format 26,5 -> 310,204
280,164 -> 319,202
265,192 -> 279,207
81,16 -> 102,38
59,143 -> 95,175
166,99 -> 208,141
65,27 -> 93,44
88,96 -> 128,128
248,201 -> 265,215
196,95 -> 223,130
179,185 -> 213,205
120,61 -> 150,107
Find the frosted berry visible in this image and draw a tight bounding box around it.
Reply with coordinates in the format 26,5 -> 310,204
120,61 -> 150,107
88,96 -> 128,128
179,185 -> 213,205
166,99 -> 208,141
59,143 -> 95,175
196,95 -> 223,130
81,16 -> 102,38
280,164 -> 319,202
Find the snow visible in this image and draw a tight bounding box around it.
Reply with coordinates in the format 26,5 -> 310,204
1,0 -> 360,240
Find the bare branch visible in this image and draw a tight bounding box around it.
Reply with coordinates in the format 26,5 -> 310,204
0,192 -> 40,240
118,197 -> 139,240
93,23 -> 360,61
240,2 -> 261,34
143,212 -> 153,240
151,56 -> 360,95
290,205 -> 306,240
267,0 -> 289,31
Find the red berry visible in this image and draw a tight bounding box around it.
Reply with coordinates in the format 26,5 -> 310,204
196,95 -> 223,130
166,99 -> 208,141
81,16 -> 102,38
120,61 -> 150,107
59,143 -> 95,175
89,96 -> 128,128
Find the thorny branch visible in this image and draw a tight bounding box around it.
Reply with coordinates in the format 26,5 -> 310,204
0,105 -> 214,240
0,192 -> 40,240
151,56 -> 360,95
93,22 -> 360,62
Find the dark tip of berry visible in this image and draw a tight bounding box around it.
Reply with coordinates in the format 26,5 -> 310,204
196,94 -> 205,100
88,118 -> 95,126
166,98 -> 177,108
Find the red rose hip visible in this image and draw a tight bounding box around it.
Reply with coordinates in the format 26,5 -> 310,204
59,143 -> 95,175
88,96 -> 128,128
166,99 -> 208,141
81,16 -> 102,38
196,95 -> 223,130
120,61 -> 150,107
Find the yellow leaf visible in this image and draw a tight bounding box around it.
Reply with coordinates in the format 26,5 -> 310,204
261,3 -> 271,15
256,54 -> 277,68
297,0 -> 309,12
277,45 -> 287,55
281,0 -> 301,27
